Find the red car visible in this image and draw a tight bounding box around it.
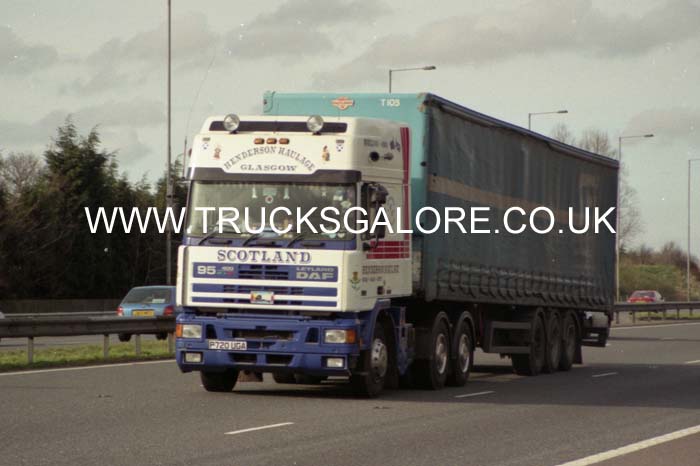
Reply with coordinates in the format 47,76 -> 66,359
627,290 -> 664,303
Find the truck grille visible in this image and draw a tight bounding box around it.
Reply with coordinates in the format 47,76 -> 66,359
237,265 -> 290,280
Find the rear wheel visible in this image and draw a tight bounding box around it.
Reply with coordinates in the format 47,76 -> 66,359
559,313 -> 577,371
543,312 -> 561,373
156,332 -> 168,341
448,319 -> 473,387
351,322 -> 389,397
512,315 -> 546,376
118,333 -> 131,342
200,369 -> 239,392
413,315 -> 450,390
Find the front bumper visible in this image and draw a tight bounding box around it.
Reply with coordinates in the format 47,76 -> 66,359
175,313 -> 361,376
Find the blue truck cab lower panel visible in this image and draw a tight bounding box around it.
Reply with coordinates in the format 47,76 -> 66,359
175,300 -> 414,377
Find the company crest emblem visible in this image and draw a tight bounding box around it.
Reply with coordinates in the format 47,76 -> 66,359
331,96 -> 355,111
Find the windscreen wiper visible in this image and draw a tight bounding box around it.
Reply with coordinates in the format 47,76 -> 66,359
285,233 -> 305,248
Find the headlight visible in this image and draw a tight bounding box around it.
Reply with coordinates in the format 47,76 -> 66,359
306,115 -> 324,133
324,329 -> 356,344
223,113 -> 240,132
177,323 -> 202,339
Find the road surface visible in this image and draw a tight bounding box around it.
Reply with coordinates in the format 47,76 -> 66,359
1,322 -> 698,466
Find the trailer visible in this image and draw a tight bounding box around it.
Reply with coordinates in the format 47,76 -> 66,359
175,93 -> 617,396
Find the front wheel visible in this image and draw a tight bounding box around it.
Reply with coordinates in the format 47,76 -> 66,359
351,322 -> 388,397
200,369 -> 239,392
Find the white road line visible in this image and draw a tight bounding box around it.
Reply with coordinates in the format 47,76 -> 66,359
614,322 -> 700,330
225,422 -> 294,436
455,390 -> 495,399
0,359 -> 174,377
591,372 -> 618,378
684,359 -> 700,364
555,424 -> 700,466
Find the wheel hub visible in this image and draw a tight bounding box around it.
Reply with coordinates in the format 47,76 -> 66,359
435,333 -> 448,374
458,334 -> 470,373
370,337 -> 388,381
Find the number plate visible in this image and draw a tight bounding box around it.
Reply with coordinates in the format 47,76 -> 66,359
207,340 -> 247,351
132,310 -> 154,317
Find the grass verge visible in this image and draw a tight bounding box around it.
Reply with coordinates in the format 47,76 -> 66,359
0,340 -> 173,372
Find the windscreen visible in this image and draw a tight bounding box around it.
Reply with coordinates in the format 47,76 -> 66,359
186,181 -> 357,241
123,288 -> 173,304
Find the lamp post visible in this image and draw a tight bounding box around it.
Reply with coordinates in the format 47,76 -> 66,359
527,110 -> 568,131
166,0 -> 173,285
615,133 -> 654,302
688,158 -> 700,301
388,65 -> 436,93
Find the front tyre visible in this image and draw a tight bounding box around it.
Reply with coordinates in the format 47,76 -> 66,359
200,369 -> 239,392
351,322 -> 388,397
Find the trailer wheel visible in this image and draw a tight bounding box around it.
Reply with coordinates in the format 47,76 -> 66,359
413,315 -> 450,389
118,333 -> 131,342
351,322 -> 388,397
558,312 -> 577,371
448,319 -> 473,387
543,312 -> 561,373
512,315 -> 545,376
272,373 -> 297,384
200,369 -> 239,392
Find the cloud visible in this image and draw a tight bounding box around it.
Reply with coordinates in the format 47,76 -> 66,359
100,128 -> 152,164
222,0 -> 390,59
625,107 -> 700,143
315,0 -> 700,87
0,99 -> 164,149
86,12 -> 219,67
0,25 -> 58,75
60,65 -> 140,95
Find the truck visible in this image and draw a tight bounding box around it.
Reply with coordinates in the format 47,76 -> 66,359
175,92 -> 617,397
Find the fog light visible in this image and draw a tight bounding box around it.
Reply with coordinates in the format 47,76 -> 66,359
181,324 -> 202,339
324,329 -> 356,344
223,113 -> 240,132
325,357 -> 345,368
184,352 -> 203,363
306,115 -> 324,133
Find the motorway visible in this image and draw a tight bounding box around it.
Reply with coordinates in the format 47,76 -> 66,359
1,323 -> 699,466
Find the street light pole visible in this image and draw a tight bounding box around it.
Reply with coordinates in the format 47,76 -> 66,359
166,0 -> 173,285
688,158 -> 700,301
615,133 -> 654,302
388,65 -> 436,93
527,110 -> 568,131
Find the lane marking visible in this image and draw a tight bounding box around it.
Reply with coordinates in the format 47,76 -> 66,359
614,322 -> 700,330
592,372 -> 618,378
684,360 -> 700,364
225,422 -> 294,436
0,359 -> 174,377
455,390 -> 495,399
555,424 -> 700,466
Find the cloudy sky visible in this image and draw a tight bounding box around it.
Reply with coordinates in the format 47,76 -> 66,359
1,0 -> 698,250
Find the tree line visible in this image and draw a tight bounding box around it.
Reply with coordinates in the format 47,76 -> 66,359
0,120 -> 186,299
